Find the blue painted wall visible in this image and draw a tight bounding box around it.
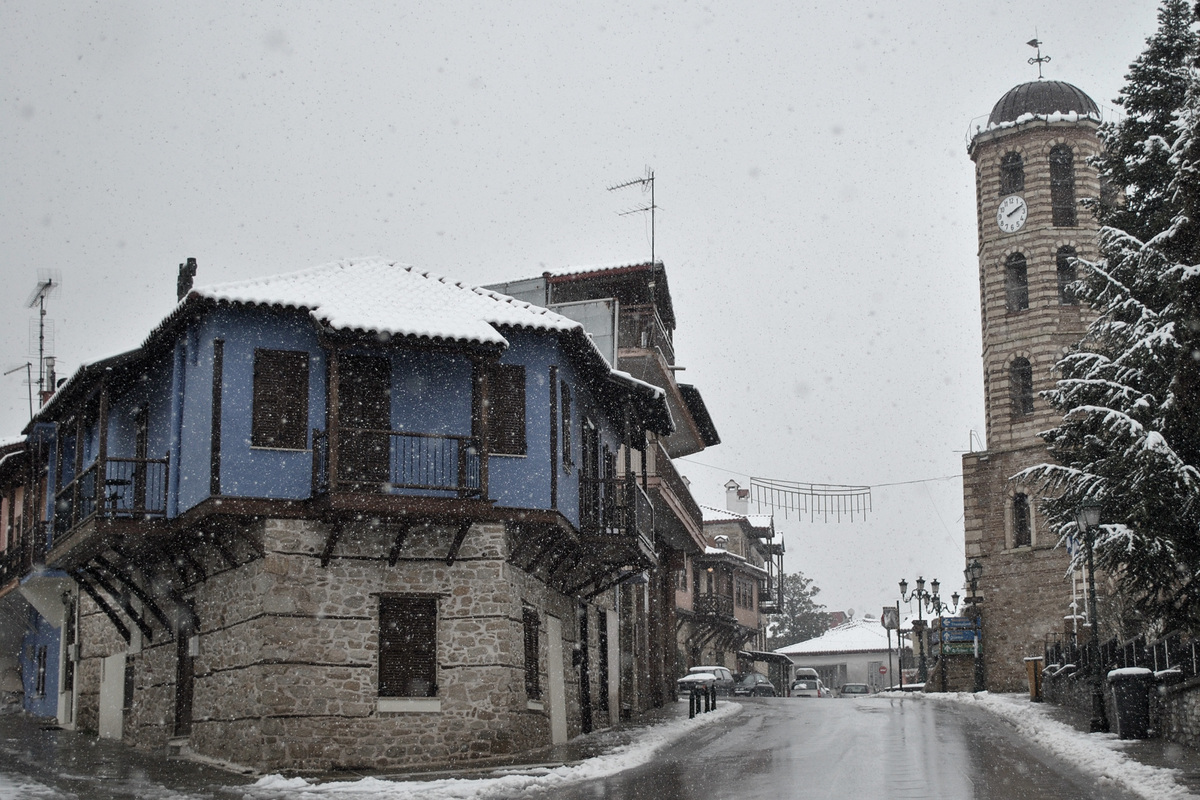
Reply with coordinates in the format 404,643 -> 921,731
20,606 -> 59,719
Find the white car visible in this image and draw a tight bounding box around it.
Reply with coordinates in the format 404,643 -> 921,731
677,665 -> 736,696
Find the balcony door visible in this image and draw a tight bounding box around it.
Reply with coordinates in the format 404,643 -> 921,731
338,354 -> 391,486
580,422 -> 599,529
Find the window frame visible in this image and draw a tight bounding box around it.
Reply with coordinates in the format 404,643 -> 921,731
1004,253 -> 1029,312
1010,357 -> 1035,417
378,595 -> 438,699
1057,246 -> 1079,305
560,381 -> 573,471
251,348 -> 310,450
522,606 -> 541,701
999,151 -> 1025,196
1050,144 -> 1077,227
485,363 -> 527,457
1012,493 -> 1032,548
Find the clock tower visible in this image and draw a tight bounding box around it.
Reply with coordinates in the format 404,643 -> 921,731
962,79 -> 1102,691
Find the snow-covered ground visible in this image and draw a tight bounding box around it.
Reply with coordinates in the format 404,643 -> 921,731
919,691 -> 1198,800
242,703 -> 741,800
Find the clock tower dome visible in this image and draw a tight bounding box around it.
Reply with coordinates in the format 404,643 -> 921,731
962,79 -> 1102,691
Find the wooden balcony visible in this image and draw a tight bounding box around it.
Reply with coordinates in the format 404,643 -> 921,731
579,476 -> 656,568
312,428 -> 482,499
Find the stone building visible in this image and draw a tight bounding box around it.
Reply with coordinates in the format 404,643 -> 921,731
3,257 -> 689,772
962,80 -> 1102,690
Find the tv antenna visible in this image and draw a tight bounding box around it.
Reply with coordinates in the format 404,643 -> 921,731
1027,37 -> 1050,79
3,363 -> 33,420
25,270 -> 60,401
607,167 -> 658,265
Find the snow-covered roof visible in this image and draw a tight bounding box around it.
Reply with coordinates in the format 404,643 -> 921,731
185,258 -> 579,346
699,504 -> 772,531
0,436 -> 25,450
775,616 -> 892,656
542,260 -> 662,279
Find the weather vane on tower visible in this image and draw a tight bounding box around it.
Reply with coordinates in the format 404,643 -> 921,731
1027,37 -> 1050,79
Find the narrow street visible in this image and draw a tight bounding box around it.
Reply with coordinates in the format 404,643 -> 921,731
548,697 -> 1147,800
0,696 -> 1178,800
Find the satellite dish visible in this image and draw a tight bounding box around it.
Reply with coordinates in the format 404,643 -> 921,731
846,608 -> 855,619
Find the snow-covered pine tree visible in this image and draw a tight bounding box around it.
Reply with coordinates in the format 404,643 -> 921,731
1021,52 -> 1200,634
1093,0 -> 1198,243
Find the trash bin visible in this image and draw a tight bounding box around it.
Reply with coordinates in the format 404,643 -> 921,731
1024,656 -> 1043,702
1107,667 -> 1153,739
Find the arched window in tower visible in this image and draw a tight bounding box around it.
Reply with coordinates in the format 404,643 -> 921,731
1005,253 -> 1029,312
1057,246 -> 1079,305
1011,357 -> 1034,416
1050,144 -> 1077,227
999,152 -> 1024,196
1012,493 -> 1032,547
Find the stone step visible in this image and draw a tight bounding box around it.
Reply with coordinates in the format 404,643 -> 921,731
166,736 -> 190,757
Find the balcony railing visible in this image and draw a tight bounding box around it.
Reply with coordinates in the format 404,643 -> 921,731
618,304 -> 674,365
53,456 -> 169,544
312,428 -> 482,498
579,476 -> 654,548
693,593 -> 735,619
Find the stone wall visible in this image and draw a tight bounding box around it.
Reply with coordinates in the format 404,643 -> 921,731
1044,666 -> 1200,748
75,516 -> 625,772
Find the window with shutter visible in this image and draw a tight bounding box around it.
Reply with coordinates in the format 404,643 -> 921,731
1013,493 -> 1032,548
487,364 -> 526,456
379,595 -> 438,697
251,349 -> 310,449
523,606 -> 541,700
1050,145 -> 1077,227
560,381 -> 573,470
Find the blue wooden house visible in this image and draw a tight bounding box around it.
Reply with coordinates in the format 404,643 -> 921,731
9,258 -> 676,770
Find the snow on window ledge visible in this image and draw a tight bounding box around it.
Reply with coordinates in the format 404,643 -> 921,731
378,697 -> 441,714
525,700 -> 544,711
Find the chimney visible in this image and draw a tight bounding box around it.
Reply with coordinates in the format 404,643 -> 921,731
177,258 -> 198,301
725,479 -> 749,515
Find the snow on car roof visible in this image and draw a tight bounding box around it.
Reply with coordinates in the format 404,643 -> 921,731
188,257 -> 579,346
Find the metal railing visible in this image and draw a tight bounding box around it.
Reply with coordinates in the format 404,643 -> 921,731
618,304 -> 674,365
1045,629 -> 1199,681
312,428 -> 482,498
53,456 -> 169,543
579,476 -> 653,546
693,594 -> 735,618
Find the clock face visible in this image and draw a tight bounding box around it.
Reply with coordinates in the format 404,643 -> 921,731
997,195 -> 1028,233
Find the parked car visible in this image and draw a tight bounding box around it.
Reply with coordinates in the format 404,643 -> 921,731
677,666 -> 737,696
791,678 -> 825,697
732,672 -> 777,697
839,683 -> 872,697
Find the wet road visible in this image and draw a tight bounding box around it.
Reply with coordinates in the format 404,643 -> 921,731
0,698 -> 1159,799
550,696 -> 1144,800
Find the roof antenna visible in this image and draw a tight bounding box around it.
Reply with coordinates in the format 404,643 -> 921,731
1027,37 -> 1050,79
3,363 -> 33,420
25,270 -> 60,404
607,167 -> 658,265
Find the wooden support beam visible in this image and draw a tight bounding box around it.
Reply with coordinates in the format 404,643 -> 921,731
81,566 -> 154,643
387,521 -> 416,567
444,521 -> 472,566
319,522 -> 343,567
542,543 -> 575,579
518,535 -> 561,574
72,571 -> 131,644
93,555 -> 172,632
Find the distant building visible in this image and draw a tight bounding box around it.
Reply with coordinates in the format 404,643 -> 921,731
963,80 -> 1102,690
775,615 -> 901,690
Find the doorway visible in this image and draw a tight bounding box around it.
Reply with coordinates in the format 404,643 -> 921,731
338,354 -> 391,485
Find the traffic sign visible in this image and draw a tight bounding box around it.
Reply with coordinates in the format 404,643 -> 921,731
878,665 -> 887,675
939,629 -> 979,643
938,642 -> 982,656
940,617 -> 976,629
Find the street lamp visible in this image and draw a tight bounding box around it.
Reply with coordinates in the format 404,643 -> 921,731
1075,500 -> 1109,733
964,559 -> 984,692
899,576 -> 945,684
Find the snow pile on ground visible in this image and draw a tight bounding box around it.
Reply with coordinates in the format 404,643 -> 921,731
921,691 -> 1197,800
242,703 -> 740,800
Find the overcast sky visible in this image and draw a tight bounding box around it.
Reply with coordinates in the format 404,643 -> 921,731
1,1 -> 1163,618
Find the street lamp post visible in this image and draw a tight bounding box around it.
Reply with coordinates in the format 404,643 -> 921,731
1075,501 -> 1110,733
899,577 -> 952,684
964,559 -> 984,692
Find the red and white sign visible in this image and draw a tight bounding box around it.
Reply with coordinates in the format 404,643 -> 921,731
878,666 -> 888,675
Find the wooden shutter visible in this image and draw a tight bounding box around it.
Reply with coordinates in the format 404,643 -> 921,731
252,349 -> 310,449
560,381 -> 572,469
487,364 -> 526,456
379,596 -> 438,697
523,606 -> 541,700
